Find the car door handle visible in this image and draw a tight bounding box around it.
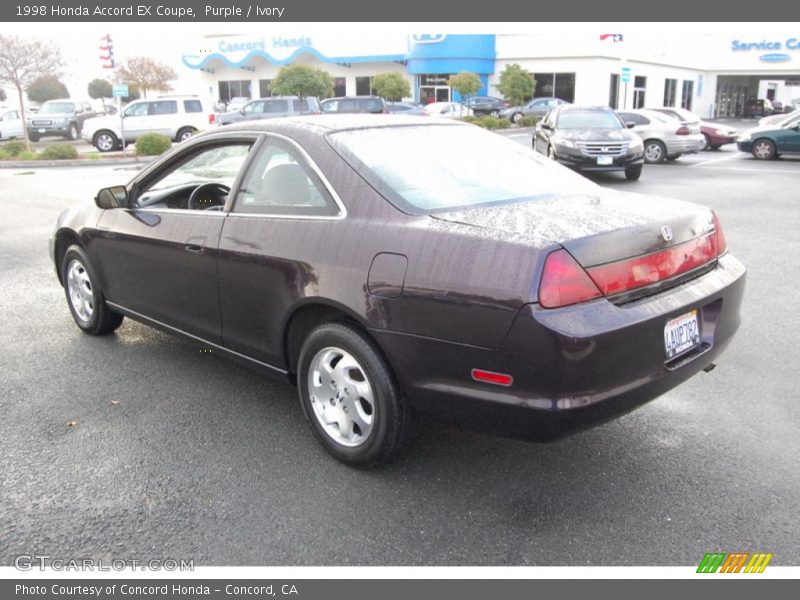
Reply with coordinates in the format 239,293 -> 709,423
185,235 -> 207,254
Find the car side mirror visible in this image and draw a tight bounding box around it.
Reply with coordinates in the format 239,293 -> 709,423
95,186 -> 128,209
626,122 -> 636,128
541,122 -> 552,130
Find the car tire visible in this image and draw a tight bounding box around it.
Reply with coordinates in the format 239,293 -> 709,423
700,133 -> 711,151
67,123 -> 79,141
710,145 -> 722,151
61,245 -> 123,336
297,322 -> 410,466
512,112 -> 522,124
176,127 -> 196,143
751,138 -> 776,160
643,139 -> 667,163
624,165 -> 642,180
490,110 -> 500,117
93,130 -> 118,153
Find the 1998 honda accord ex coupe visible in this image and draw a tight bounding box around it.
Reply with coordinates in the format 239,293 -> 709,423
50,116 -> 746,465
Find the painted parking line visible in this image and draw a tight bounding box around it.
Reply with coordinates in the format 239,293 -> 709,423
688,154 -> 743,168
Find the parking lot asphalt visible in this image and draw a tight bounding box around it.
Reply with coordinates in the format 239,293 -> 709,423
0,142 -> 798,567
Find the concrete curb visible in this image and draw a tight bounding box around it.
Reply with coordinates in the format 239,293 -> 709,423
0,157 -> 151,169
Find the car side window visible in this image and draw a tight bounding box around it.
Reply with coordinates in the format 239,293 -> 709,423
74,103 -> 84,114
243,101 -> 264,114
125,103 -> 150,117
264,100 -> 289,113
136,143 -> 253,210
149,101 -> 177,116
234,138 -> 339,217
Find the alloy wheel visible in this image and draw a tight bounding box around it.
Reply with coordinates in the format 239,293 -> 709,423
66,259 -> 94,323
307,346 -> 375,448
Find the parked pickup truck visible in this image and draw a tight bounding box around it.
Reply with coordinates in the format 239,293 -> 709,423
27,99 -> 97,141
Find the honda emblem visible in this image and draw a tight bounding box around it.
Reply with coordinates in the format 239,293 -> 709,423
661,225 -> 674,242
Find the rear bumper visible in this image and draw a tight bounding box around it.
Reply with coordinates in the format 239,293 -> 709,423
665,135 -> 705,155
373,253 -> 746,442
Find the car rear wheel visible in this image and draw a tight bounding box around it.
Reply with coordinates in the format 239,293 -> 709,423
176,127 -> 196,143
751,138 -> 776,160
62,245 -> 123,335
643,139 -> 667,163
297,322 -> 410,466
625,165 -> 642,180
93,130 -> 119,152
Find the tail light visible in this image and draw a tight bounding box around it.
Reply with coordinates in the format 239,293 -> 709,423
208,114 -> 216,124
538,250 -> 603,308
676,125 -> 691,135
540,214 -> 728,308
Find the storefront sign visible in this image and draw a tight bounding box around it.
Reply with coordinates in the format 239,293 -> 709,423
218,36 -> 312,54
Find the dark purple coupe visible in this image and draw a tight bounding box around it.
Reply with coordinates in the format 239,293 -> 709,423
50,116 -> 745,465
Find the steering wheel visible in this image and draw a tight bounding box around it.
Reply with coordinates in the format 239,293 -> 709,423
187,183 -> 231,211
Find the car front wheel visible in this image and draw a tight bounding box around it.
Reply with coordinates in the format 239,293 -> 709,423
93,130 -> 119,152
67,123 -> 79,141
751,138 -> 776,160
512,112 -> 522,124
62,245 -> 123,335
297,322 -> 410,466
625,165 -> 642,180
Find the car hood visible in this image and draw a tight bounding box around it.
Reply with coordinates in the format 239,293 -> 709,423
553,128 -> 637,142
741,124 -> 785,135
431,190 -> 713,267
28,112 -> 73,120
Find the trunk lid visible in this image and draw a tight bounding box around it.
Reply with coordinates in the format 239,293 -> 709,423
431,190 -> 716,268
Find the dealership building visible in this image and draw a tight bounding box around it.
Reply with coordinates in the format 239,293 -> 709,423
182,30 -> 800,117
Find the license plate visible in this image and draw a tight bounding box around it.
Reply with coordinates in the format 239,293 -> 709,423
597,155 -> 613,165
664,310 -> 701,359
38,128 -> 46,133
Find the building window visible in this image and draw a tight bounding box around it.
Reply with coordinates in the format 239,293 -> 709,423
218,80 -> 251,103
609,73 -> 620,109
356,76 -> 375,96
664,78 -> 677,107
633,76 -> 647,109
534,73 -> 576,103
681,80 -> 694,110
419,74 -> 452,103
259,79 -> 272,98
333,77 -> 346,97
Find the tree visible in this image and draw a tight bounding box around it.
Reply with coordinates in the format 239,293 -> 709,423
448,72 -> 482,101
496,64 -> 536,107
87,78 -> 113,99
27,76 -> 69,103
0,34 -> 64,147
372,72 -> 410,101
116,56 -> 177,98
271,64 -> 333,99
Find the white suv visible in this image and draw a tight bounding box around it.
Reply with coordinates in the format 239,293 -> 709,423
81,96 -> 215,152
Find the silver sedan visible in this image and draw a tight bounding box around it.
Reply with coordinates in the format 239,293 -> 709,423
617,108 -> 705,163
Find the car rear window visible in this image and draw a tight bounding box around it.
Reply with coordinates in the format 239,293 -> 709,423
328,125 -> 594,213
184,100 -> 203,113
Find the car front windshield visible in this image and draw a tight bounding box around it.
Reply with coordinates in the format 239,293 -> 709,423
40,103 -> 74,114
557,111 -> 622,129
328,124 -> 595,212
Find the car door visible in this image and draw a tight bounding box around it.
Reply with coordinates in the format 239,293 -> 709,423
526,99 -> 551,117
262,98 -> 290,119
121,101 -> 151,140
217,134 -> 344,365
618,112 -> 650,137
0,110 -> 22,138
777,115 -> 800,153
90,136 -> 257,342
240,100 -> 264,121
147,100 -> 179,138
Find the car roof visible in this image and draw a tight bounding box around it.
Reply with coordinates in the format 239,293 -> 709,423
205,114 -> 463,136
